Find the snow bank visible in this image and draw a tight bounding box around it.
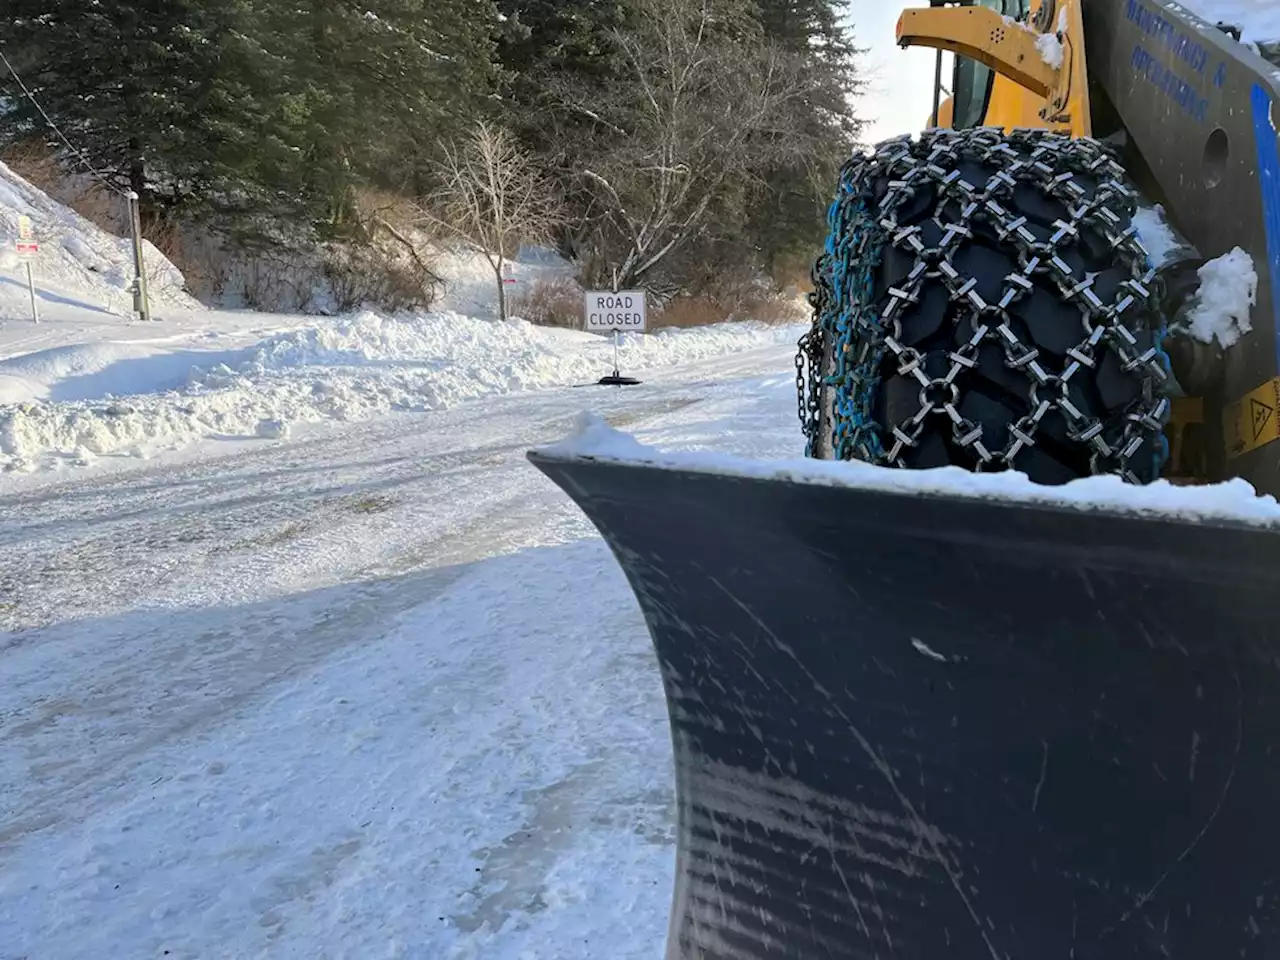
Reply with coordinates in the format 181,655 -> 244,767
0,161 -> 198,320
540,412 -> 1280,526
1182,0 -> 1280,45
0,312 -> 803,471
0,340 -> 223,404
433,244 -> 577,319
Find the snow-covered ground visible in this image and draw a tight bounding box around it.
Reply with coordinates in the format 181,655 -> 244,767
8,311 -> 1280,960
0,155 -> 826,959
0,307 -> 801,474
0,328 -> 803,960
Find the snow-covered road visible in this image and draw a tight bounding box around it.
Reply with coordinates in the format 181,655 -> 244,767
0,342 -> 803,960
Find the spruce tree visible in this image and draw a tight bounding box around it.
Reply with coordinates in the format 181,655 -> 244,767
493,0 -> 632,157
0,0 -> 500,239
495,0 -> 631,79
748,0 -> 866,282
0,0 -> 274,220
255,0 -> 500,236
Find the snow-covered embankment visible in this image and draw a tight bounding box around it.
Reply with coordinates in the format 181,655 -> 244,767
1,311 -> 803,472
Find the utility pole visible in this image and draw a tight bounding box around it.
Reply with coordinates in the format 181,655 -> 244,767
127,191 -> 152,321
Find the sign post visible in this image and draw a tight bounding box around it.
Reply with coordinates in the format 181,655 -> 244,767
583,288 -> 646,386
15,215 -> 39,323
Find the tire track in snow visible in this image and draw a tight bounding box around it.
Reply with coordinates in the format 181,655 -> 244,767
0,355 -> 768,847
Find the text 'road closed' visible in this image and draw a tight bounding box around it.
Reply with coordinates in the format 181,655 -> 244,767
584,290 -> 647,333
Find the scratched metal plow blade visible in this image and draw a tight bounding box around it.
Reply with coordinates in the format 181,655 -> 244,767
527,448 -> 1280,959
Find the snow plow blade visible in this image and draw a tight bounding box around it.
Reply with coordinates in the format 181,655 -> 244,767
528,447 -> 1280,959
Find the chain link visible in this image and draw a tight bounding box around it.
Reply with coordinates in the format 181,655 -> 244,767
796,127 -> 1173,483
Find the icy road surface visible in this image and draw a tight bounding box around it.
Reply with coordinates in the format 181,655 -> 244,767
0,342 -> 802,960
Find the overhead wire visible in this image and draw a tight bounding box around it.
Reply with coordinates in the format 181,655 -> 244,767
0,42 -> 152,319
0,45 -> 130,197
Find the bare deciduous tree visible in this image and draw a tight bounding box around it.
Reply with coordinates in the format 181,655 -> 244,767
419,119 -> 563,321
537,0 -> 844,292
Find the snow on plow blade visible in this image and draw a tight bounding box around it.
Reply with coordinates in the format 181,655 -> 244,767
528,444 -> 1280,959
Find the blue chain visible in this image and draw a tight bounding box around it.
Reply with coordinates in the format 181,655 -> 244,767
806,161 -> 888,462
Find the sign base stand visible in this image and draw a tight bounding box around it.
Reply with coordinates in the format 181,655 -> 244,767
596,330 -> 641,387
597,371 -> 641,387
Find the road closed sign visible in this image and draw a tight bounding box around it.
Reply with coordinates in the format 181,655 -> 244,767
584,290 -> 646,334
15,215 -> 38,259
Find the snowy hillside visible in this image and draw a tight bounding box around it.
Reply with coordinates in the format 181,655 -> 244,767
0,161 -> 198,321
432,245 -> 577,319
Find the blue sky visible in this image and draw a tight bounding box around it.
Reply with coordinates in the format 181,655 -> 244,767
846,0 -> 952,144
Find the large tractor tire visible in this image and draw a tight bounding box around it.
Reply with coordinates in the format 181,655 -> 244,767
798,127 -> 1174,485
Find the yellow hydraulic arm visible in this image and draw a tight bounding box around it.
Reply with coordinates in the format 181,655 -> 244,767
895,0 -> 1092,137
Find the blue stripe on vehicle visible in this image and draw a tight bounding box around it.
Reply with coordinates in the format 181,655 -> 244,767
1250,84 -> 1280,368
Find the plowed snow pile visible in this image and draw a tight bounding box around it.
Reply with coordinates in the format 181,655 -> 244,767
0,311 -> 803,472
1182,0 -> 1280,44
0,161 -> 197,320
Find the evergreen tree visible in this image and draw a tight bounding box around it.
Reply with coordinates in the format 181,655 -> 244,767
251,0 -> 500,237
495,0 -> 631,79
0,0 -> 272,218
748,0 -> 866,281
493,0 -> 632,161
0,0 -> 500,238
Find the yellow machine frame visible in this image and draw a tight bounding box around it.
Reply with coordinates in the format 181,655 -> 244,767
896,0 -> 1091,136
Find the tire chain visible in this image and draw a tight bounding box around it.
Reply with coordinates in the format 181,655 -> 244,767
796,126 -> 1174,484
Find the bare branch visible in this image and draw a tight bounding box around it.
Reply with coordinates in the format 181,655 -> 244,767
527,0 -> 847,290
417,119 -> 564,320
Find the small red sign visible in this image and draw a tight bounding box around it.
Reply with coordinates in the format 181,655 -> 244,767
15,240 -> 38,258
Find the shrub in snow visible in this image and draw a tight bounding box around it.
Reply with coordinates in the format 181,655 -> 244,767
508,275 -> 585,328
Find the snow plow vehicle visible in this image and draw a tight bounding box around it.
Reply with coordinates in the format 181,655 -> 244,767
529,0 -> 1280,956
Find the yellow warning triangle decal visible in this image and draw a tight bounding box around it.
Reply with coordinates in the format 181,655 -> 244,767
1250,396 -> 1274,442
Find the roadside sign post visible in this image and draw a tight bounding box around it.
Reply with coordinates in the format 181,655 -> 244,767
15,215 -> 39,323
23,260 -> 37,323
583,288 -> 646,387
